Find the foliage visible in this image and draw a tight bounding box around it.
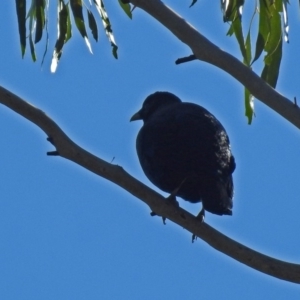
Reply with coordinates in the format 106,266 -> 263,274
221,0 -> 289,123
15,0 -> 125,72
14,0 -> 290,121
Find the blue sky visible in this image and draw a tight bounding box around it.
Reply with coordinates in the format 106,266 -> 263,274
0,1 -> 300,299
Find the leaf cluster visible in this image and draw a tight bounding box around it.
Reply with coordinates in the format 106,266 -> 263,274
15,0 -> 130,72
220,0 -> 289,123
15,0 -> 292,120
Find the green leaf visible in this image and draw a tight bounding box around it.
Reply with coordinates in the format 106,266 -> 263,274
260,0 -> 283,87
243,4 -> 256,66
87,9 -> 98,41
41,22 -> 49,67
252,32 -> 265,65
70,0 -> 86,38
51,0 -> 71,72
70,0 -> 92,53
66,4 -> 72,42
244,88 -> 254,124
15,0 -> 26,57
244,28 -> 251,66
226,23 -> 235,36
93,0 -> 118,59
221,0 -> 244,22
29,31 -> 37,62
118,0 -> 132,19
112,43 -> 118,59
28,1 -> 37,62
261,35 -> 282,88
264,7 -> 281,52
222,0 -> 248,62
232,17 -> 247,63
35,0 -> 46,44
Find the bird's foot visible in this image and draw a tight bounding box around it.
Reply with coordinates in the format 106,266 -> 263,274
150,211 -> 167,224
165,194 -> 179,207
150,194 -> 179,225
192,208 -> 205,243
162,194 -> 180,224
150,178 -> 185,222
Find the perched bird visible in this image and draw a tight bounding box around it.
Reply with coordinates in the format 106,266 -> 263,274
130,92 -> 235,216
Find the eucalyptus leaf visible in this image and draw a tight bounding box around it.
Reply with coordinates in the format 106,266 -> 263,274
35,0 -> 46,44
29,32 -> 37,62
118,0 -> 132,19
87,9 -> 98,41
51,0 -> 70,72
15,0 -> 26,57
70,0 -> 92,53
244,88 -> 254,124
93,0 -> 118,58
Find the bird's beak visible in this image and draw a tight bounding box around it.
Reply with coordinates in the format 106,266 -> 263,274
130,110 -> 142,122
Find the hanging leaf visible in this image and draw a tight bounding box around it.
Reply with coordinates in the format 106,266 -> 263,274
260,0 -> 282,87
252,0 -> 269,64
35,0 -> 46,43
221,0 -> 244,22
222,0 -> 247,61
29,31 -> 37,61
244,88 -> 254,124
252,33 -> 264,66
261,35 -> 282,88
232,18 -> 247,63
15,0 -> 26,57
28,1 -> 37,61
41,20 -> 49,67
51,0 -> 71,72
93,0 -> 118,58
118,0 -> 132,19
70,0 -> 92,53
222,0 -> 255,122
87,9 -> 98,41
244,32 -> 254,123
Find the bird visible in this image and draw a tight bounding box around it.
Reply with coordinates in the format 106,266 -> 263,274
130,91 -> 235,217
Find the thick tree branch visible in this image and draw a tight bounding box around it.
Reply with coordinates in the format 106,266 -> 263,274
129,0 -> 300,129
1,85 -> 300,283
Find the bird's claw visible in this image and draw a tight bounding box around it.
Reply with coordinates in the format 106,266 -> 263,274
192,208 -> 205,242
165,194 -> 179,207
150,194 -> 179,225
196,207 -> 205,222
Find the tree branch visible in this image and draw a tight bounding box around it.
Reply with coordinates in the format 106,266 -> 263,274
129,0 -> 300,129
1,85 -> 300,283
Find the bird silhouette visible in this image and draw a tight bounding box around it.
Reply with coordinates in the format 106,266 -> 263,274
131,91 -> 235,216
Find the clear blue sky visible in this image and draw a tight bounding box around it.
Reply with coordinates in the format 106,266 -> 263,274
0,1 -> 300,299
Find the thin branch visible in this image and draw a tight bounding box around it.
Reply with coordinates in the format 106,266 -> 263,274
1,85 -> 300,283
129,0 -> 300,129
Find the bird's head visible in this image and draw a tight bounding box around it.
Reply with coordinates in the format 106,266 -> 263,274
130,91 -> 182,123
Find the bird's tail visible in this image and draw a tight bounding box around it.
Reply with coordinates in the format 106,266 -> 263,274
202,176 -> 234,216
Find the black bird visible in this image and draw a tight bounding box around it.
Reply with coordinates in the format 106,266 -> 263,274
130,92 -> 235,216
